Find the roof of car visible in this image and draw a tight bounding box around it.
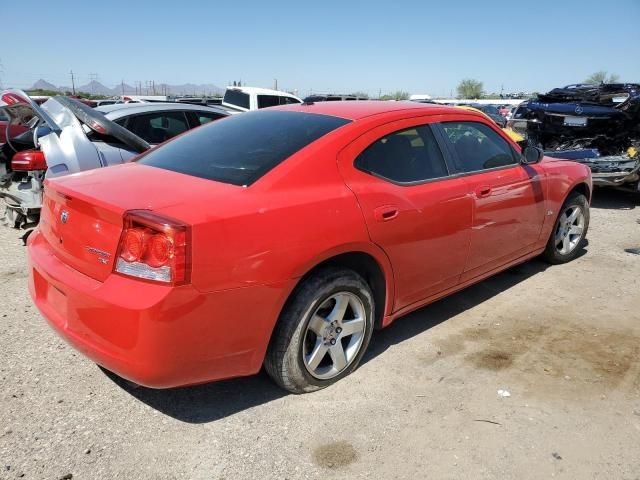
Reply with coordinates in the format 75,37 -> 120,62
273,100 -> 454,121
226,86 -> 300,98
96,102 -> 229,118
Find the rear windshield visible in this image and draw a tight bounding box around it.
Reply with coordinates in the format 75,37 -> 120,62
137,110 -> 350,186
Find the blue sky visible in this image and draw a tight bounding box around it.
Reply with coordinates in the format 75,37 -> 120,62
2,0 -> 639,97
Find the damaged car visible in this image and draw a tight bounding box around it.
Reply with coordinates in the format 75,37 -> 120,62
508,83 -> 640,191
0,90 -> 229,229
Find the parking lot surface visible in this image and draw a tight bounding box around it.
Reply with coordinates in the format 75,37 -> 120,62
1,189 -> 639,480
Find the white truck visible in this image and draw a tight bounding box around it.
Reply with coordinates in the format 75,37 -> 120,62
221,86 -> 302,112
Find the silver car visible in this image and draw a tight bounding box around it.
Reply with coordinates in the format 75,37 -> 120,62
0,90 -> 229,229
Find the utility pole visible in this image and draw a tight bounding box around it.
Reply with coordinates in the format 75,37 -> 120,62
121,79 -> 125,96
273,78 -> 278,91
70,70 -> 76,95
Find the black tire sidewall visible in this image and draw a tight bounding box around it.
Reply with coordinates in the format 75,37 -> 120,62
267,268 -> 374,393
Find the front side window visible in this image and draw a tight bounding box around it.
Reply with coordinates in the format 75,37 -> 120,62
355,125 -> 449,183
441,121 -> 517,172
126,111 -> 189,144
283,96 -> 302,105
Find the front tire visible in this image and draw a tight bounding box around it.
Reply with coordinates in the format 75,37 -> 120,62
265,267 -> 374,394
543,191 -> 589,264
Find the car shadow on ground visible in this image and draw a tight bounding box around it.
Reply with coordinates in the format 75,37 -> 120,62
591,188 -> 639,210
104,255 -> 569,424
362,257 -> 555,364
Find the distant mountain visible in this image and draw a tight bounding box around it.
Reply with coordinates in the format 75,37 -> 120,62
76,81 -> 114,96
27,79 -> 224,97
30,79 -> 61,92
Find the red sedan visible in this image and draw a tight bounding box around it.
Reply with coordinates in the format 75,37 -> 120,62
27,101 -> 592,393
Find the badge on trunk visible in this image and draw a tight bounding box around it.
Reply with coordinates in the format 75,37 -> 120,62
60,210 -> 69,224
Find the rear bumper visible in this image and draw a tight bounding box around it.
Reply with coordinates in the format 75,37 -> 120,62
27,229 -> 287,388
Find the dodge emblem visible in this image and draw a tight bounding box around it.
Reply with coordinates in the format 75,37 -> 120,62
60,210 -> 69,224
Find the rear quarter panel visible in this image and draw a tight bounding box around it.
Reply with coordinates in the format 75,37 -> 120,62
166,126 -> 386,294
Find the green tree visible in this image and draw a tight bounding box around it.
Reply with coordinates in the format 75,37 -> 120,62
456,79 -> 484,99
380,90 -> 409,101
585,71 -> 620,84
349,91 -> 369,99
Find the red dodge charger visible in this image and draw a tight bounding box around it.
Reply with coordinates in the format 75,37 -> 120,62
27,101 -> 591,393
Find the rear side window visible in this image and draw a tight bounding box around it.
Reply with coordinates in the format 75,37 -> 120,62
138,110 -> 350,186
197,112 -> 225,125
127,111 -> 189,144
283,96 -> 301,104
441,121 -> 517,172
257,95 -> 281,109
223,89 -> 250,109
355,125 -> 449,183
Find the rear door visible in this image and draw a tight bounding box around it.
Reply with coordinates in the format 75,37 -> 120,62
338,116 -> 472,312
437,120 -> 546,280
122,110 -> 190,145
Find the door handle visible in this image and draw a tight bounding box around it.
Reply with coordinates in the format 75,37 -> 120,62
374,205 -> 399,222
475,186 -> 492,198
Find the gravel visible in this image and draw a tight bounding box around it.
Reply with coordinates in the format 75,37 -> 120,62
1,188 -> 639,479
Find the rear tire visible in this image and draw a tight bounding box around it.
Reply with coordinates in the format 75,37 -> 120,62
265,267 -> 374,394
543,191 -> 589,264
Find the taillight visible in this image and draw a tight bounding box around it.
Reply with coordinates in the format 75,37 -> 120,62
11,150 -> 47,171
114,210 -> 190,285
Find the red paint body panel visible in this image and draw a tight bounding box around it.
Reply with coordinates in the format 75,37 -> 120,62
0,120 -> 28,144
27,101 -> 592,388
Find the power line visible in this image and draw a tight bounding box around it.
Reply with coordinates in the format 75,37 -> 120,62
88,73 -> 98,94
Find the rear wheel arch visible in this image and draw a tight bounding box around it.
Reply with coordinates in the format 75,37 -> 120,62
283,250 -> 391,330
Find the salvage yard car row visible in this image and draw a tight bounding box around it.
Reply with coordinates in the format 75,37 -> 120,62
507,82 -> 640,191
0,89 -> 594,393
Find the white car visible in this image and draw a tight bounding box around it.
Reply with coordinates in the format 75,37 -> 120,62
221,86 -> 302,112
0,90 -> 229,229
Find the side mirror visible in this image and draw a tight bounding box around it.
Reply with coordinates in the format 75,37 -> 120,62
521,145 -> 543,164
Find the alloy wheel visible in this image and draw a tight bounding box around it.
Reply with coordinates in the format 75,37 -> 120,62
302,292 -> 367,380
554,205 -> 585,255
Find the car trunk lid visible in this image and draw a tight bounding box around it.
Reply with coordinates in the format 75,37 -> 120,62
39,162 -> 244,282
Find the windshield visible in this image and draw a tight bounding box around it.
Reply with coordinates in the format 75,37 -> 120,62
478,105 -> 499,115
137,110 -> 351,186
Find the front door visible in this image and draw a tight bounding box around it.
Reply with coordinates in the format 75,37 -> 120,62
437,120 -> 546,279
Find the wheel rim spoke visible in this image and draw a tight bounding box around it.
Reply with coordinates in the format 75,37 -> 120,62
340,317 -> 365,337
569,225 -> 583,235
328,294 -> 350,323
306,340 -> 328,371
308,314 -> 326,336
329,344 -> 347,371
562,233 -> 571,254
566,207 -> 579,224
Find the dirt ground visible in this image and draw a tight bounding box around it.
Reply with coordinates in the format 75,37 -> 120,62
1,188 -> 639,480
